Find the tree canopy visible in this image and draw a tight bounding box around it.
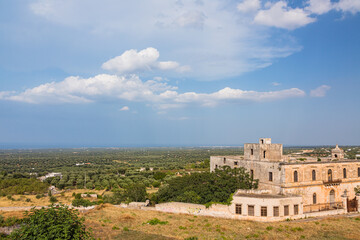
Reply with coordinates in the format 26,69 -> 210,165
10,205 -> 93,240
154,166 -> 258,205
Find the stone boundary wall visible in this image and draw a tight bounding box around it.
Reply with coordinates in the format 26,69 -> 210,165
152,202 -> 353,222
304,208 -> 346,218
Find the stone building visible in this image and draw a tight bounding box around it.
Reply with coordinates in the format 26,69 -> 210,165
210,138 -> 360,221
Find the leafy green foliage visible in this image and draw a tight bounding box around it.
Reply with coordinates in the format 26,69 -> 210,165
124,183 -> 147,202
103,183 -> 147,204
143,218 -> 168,225
0,178 -> 49,195
10,205 -> 93,240
155,167 -> 257,204
153,172 -> 167,180
0,215 -> 23,227
49,196 -> 58,203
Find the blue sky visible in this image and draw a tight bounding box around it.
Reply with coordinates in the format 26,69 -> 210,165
0,0 -> 359,148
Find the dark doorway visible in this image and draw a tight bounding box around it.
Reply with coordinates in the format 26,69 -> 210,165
347,197 -> 358,212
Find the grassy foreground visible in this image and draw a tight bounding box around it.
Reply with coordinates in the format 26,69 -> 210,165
84,205 -> 360,240
2,204 -> 360,240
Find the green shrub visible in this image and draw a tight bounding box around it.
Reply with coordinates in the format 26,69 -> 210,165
0,216 -> 23,227
156,167 -> 257,205
75,193 -> 82,200
144,218 -> 168,225
10,205 -> 93,239
152,181 -> 161,188
49,196 -> 58,203
36,194 -> 43,199
0,178 -> 49,196
72,199 -> 95,207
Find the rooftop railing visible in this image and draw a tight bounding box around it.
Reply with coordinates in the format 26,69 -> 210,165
323,179 -> 342,186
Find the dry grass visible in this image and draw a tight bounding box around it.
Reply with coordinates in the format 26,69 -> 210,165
0,189 -> 104,207
80,205 -> 360,240
2,202 -> 360,239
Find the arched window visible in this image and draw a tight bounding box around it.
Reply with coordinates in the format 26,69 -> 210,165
312,170 -> 316,181
263,151 -> 266,158
335,154 -> 338,158
358,167 -> 360,177
328,169 -> 332,182
330,189 -> 335,206
343,168 -> 347,178
313,193 -> 317,204
294,171 -> 298,182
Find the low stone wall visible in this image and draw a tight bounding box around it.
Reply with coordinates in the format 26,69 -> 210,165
115,200 -> 150,209
154,202 -> 305,221
153,202 -> 350,222
304,208 -> 346,218
155,202 -> 206,215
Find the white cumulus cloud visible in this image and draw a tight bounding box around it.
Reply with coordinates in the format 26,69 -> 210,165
254,1 -> 316,30
335,0 -> 360,14
306,0 -> 333,15
237,0 -> 261,13
0,74 -> 176,104
0,73 -> 306,108
310,85 -> 331,97
102,47 -> 190,74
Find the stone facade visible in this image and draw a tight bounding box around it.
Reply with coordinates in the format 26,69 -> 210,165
210,138 -> 360,221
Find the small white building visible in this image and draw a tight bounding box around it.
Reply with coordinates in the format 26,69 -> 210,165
38,172 -> 62,182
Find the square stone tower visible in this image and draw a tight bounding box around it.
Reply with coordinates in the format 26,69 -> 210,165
244,138 -> 283,162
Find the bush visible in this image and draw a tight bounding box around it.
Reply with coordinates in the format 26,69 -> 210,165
143,218 -> 168,225
10,205 -> 93,239
75,193 -> 82,200
0,215 -> 24,227
156,167 -> 257,204
124,183 -> 147,202
36,194 -> 43,199
72,199 -> 96,207
152,181 -> 161,188
153,172 -> 167,180
49,196 -> 58,203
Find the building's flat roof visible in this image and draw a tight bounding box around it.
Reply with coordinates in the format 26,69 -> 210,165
211,155 -> 360,165
212,155 -> 244,160
234,193 -> 300,199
